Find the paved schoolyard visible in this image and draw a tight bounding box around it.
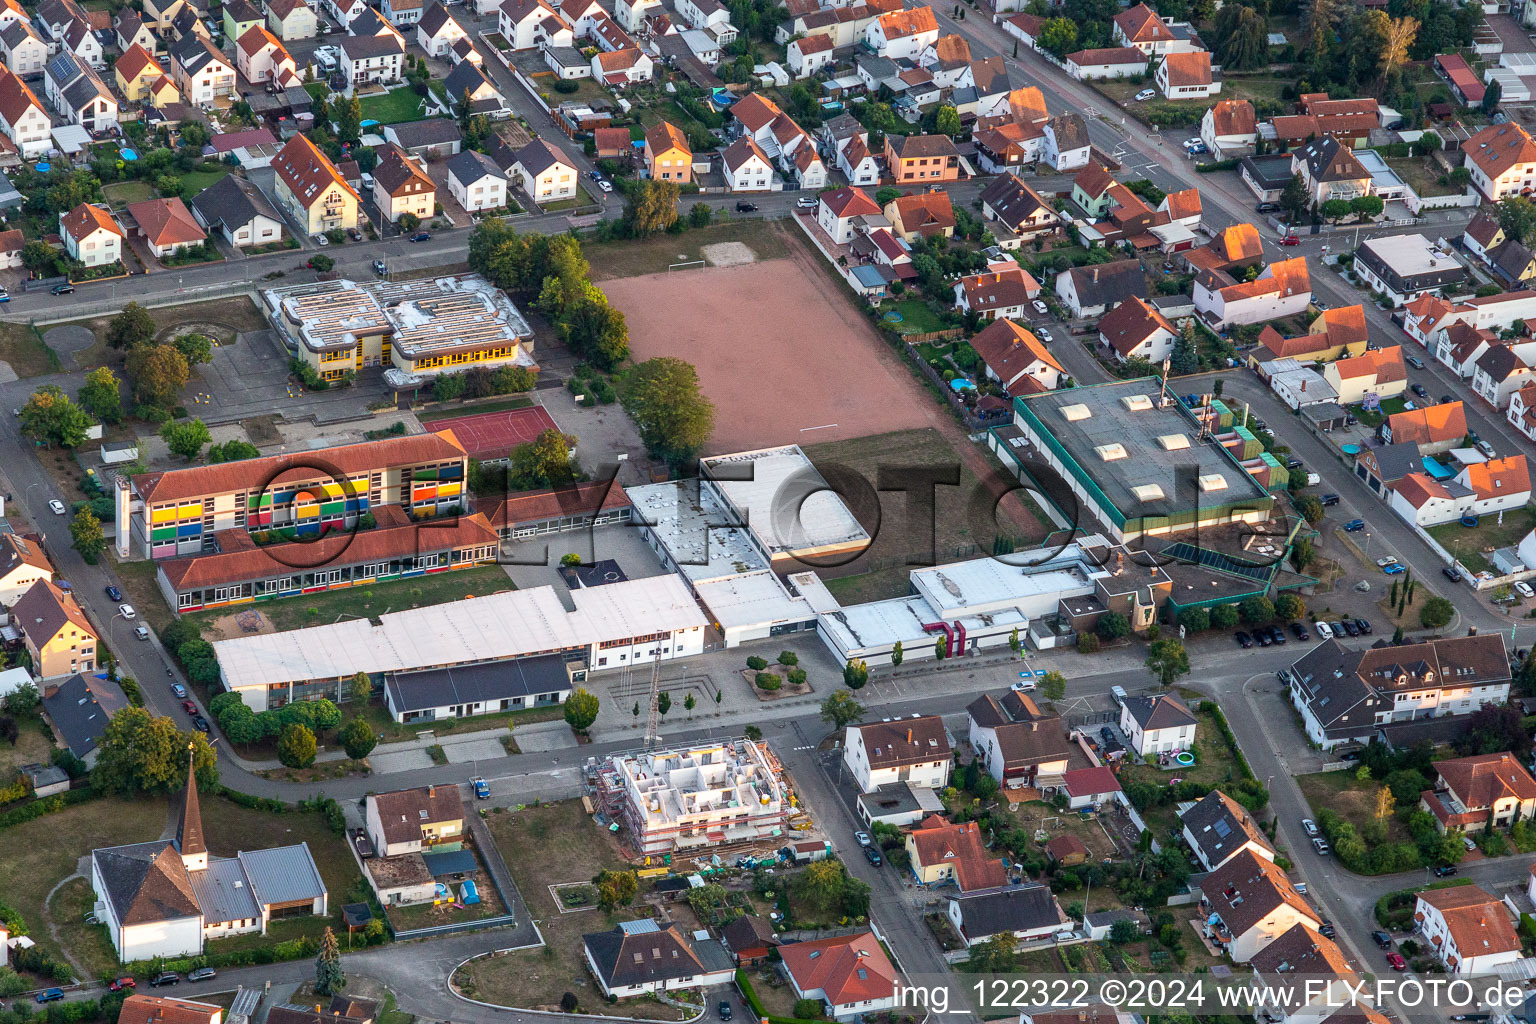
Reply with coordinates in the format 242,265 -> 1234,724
599,253 -> 944,453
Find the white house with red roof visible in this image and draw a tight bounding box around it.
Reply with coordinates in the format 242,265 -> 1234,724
591,47 -> 651,86
953,267 -> 1040,322
126,197 -> 205,258
969,318 -> 1061,395
1112,3 -> 1179,54
1463,121 -> 1536,202
1062,766 -> 1121,810
862,6 -> 937,60
1508,382 -> 1536,440
721,137 -> 773,192
1413,884 -> 1521,974
1098,296 -> 1177,364
60,202 -> 123,267
780,932 -> 900,1018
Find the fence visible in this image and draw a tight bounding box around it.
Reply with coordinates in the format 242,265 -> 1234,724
899,336 -> 1014,431
1405,189 -> 1479,214
902,328 -> 963,344
392,912 -> 519,941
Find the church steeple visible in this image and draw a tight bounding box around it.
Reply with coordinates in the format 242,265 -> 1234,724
177,744 -> 207,871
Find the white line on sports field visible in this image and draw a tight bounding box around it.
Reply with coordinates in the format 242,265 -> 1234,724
800,423 -> 838,433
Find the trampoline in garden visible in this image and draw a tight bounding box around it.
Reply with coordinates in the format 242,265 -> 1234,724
883,311 -> 903,323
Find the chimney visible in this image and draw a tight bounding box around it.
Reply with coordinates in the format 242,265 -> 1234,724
907,728 -> 913,742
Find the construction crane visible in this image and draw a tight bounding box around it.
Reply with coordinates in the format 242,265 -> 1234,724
643,645 -> 663,747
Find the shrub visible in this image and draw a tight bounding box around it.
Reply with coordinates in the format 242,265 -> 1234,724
755,673 -> 781,691
1077,633 -> 1100,653
787,668 -> 807,686
793,1001 -> 823,1019
777,650 -> 798,666
746,656 -> 768,671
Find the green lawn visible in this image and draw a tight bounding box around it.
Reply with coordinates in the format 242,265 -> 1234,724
1428,504 -> 1536,573
879,298 -> 951,335
103,180 -> 157,209
185,563 -> 516,636
177,167 -> 232,194
0,322 -> 63,377
359,89 -> 436,126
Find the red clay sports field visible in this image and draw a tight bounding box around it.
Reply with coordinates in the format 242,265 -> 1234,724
422,405 -> 560,461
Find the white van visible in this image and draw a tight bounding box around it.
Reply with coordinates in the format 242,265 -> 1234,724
1110,685 -> 1128,706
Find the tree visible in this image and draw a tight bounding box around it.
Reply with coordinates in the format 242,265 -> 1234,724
19,385 -> 91,448
1212,3 -> 1269,69
313,925 -> 345,996
1419,595 -> 1454,629
1145,638 -> 1190,686
1275,594 -> 1306,622
160,418 -> 212,462
174,333 -> 214,365
1484,74 -> 1503,115
657,691 -> 671,716
1038,16 -> 1077,56
595,869 -> 638,910
1096,611 -> 1130,641
309,252 -> 335,273
125,343 -> 190,407
1290,537 -> 1315,572
209,439 -> 262,464
348,672 -> 373,705
564,688 -> 600,733
689,202 -> 712,229
277,722 -> 317,769
1294,493 -> 1324,524
177,118 -> 211,152
1320,198 -> 1351,221
1380,13 -> 1418,79
874,187 -> 902,207
843,659 -> 868,689
107,302 -> 156,350
509,428 -> 578,490
820,690 -> 865,729
625,179 -> 681,237
337,96 -> 362,143
21,239 -> 57,274
1350,194 -> 1385,218
338,718 -> 376,760
93,708 -> 217,795
78,367 -> 122,424
1211,603 -> 1241,629
1179,607 -> 1210,632
3,682 -> 38,716
934,634 -> 947,660
1498,195 -> 1536,246
1280,173 -> 1309,223
561,298 -> 630,370
1239,595 -> 1275,624
1040,670 -> 1066,701
620,357 -> 716,465
70,507 -> 105,563
934,104 -> 961,136
1169,322 -> 1200,375
795,859 -> 846,911
890,641 -> 903,667
683,693 -> 696,717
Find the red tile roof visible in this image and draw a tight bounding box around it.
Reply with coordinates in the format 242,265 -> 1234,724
1463,454 -> 1530,500
480,482 -> 630,531
61,202 -> 123,243
127,197 -> 204,248
780,932 -> 898,1007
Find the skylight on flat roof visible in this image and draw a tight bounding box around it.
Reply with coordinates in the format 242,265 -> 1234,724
1060,403 -> 1092,421
1132,483 -> 1165,502
1158,433 -> 1190,451
1096,443 -> 1128,461
1121,394 -> 1154,411
1198,473 -> 1229,492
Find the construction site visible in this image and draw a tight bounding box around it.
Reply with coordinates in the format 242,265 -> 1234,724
586,739 -> 809,860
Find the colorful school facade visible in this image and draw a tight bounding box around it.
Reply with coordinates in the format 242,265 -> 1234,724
116,431 -> 471,561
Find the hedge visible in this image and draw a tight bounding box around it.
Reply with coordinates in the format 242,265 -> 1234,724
735,969 -> 823,1024
1194,159 -> 1241,173
0,787 -> 96,829
1374,878 -> 1471,927
126,934 -> 320,975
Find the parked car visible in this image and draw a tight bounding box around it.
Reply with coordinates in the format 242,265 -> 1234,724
1313,621 -> 1333,640
1037,327 -> 1053,341
1355,618 -> 1372,635
409,232 -> 430,242
1291,622 -> 1310,640
1135,88 -> 1155,100
1011,677 -> 1036,692
1286,457 -> 1304,470
105,585 -> 122,601
1476,440 -> 1497,459
0,288 -> 11,303
372,259 -> 386,276
118,603 -> 136,619
1463,834 -> 1478,851
187,968 -> 215,982
51,284 -> 74,295
48,499 -> 65,515
1372,930 -> 1394,949
1331,622 -> 1348,638
181,699 -> 197,715
1406,355 -> 1425,370
1321,493 -> 1340,506
1434,864 -> 1458,877
1383,563 -> 1406,575
719,1003 -> 733,1022
472,777 -> 491,799
1256,629 -> 1272,646
109,978 -> 135,992
1410,383 -> 1429,399
134,625 -> 150,641
1319,921 -> 1337,938
735,201 -> 757,212
192,715 -> 210,733
1032,300 -> 1048,314
1268,625 -> 1286,645
1376,556 -> 1399,568
1344,519 -> 1365,531
1256,202 -> 1280,213
1516,581 -> 1534,599
795,196 -> 817,209
854,831 -> 871,847
36,990 -> 64,1004
1440,394 -> 1454,405
1279,234 -> 1300,245
171,683 -> 187,698
1235,630 -> 1253,648
597,179 -> 613,193
864,845 -> 882,866
1312,837 -> 1330,855
149,973 -> 180,987
1443,566 -> 1463,582
1386,953 -> 1407,971
1302,818 -> 1319,837
1340,619 -> 1360,637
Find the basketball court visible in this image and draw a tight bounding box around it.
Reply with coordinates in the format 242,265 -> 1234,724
422,404 -> 561,461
